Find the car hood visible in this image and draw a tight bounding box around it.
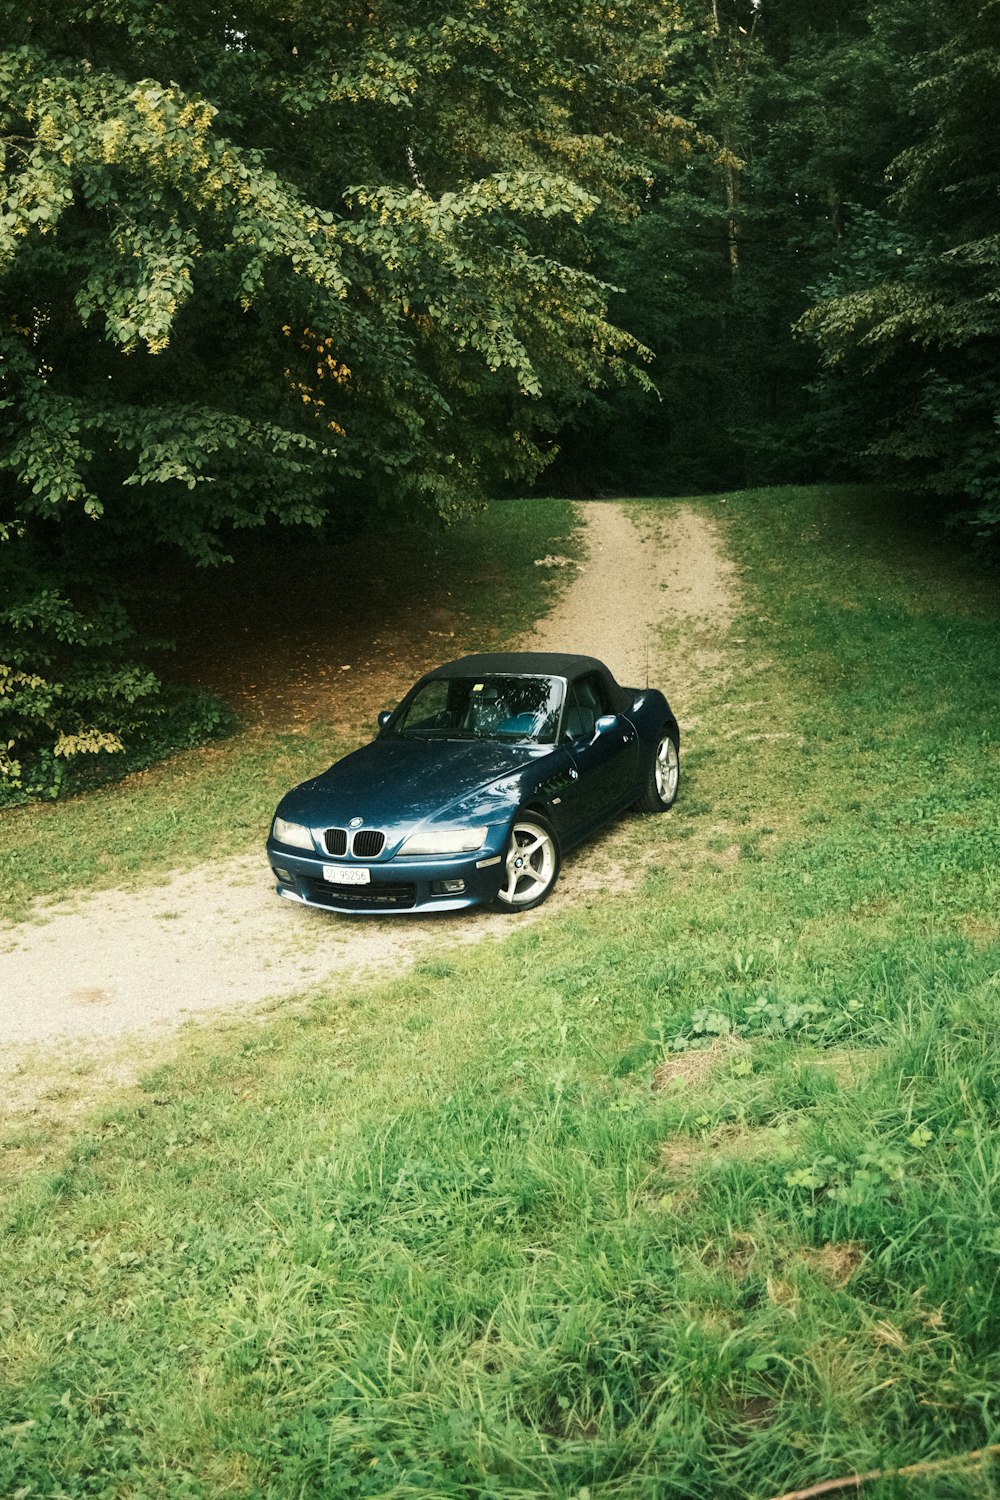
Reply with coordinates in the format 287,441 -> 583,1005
279,736 -> 552,834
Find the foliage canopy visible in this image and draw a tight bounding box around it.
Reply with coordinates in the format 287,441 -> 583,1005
552,0 -> 1000,547
801,0 -> 1000,539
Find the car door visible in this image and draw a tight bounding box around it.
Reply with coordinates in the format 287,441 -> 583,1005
560,672 -> 639,831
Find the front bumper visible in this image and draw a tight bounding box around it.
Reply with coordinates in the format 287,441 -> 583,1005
265,842 -> 507,915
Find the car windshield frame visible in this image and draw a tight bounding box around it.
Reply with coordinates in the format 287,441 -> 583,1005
387,673 -> 565,745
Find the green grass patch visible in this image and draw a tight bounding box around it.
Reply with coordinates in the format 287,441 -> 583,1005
2,485 -> 1000,1497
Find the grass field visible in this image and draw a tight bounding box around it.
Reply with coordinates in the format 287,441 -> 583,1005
2,486 -> 999,1499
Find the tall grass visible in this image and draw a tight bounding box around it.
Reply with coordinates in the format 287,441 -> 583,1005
2,486 -> 999,1498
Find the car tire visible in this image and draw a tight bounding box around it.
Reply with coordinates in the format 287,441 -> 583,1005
493,813 -> 561,912
633,727 -> 680,813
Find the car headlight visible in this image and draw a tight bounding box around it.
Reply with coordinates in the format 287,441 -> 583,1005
272,815 -> 314,851
398,826 -> 488,856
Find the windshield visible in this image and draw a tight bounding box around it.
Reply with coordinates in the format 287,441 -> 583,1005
389,675 -> 564,744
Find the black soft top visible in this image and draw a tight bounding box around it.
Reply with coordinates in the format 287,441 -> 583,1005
425,653 -> 632,711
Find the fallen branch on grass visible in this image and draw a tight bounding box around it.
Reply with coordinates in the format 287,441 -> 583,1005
765,1443 -> 1000,1500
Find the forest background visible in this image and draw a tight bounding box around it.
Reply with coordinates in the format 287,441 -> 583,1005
1,0 -> 997,800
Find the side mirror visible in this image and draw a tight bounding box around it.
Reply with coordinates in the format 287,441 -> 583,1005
377,710 -> 392,730
594,714 -> 619,736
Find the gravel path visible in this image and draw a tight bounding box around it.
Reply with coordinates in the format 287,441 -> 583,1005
1,503 -> 737,1111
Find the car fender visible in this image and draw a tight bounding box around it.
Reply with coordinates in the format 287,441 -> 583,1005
626,689 -> 679,748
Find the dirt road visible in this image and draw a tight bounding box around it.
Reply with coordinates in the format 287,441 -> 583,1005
1,503 -> 736,1112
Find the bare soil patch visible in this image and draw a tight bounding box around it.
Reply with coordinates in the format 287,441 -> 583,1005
652,1035 -> 745,1092
1,502 -> 738,1123
797,1242 -> 867,1287
140,529 -> 493,738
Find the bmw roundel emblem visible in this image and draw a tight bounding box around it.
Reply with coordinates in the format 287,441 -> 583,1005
348,816 -> 364,828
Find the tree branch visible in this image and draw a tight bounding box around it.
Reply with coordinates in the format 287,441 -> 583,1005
766,1444 -> 1000,1500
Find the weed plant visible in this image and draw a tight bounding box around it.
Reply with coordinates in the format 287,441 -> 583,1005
2,486 -> 999,1497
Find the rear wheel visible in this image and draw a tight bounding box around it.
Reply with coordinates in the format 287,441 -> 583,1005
633,728 -> 679,813
493,814 -> 560,912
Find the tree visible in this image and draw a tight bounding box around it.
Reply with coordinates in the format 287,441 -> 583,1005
0,0 -> 689,796
548,0 -> 910,495
800,0 -> 1000,541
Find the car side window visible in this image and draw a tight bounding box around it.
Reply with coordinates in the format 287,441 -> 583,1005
562,673 -> 613,742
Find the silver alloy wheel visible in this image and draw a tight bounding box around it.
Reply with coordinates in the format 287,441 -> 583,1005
654,733 -> 680,805
497,820 -> 558,907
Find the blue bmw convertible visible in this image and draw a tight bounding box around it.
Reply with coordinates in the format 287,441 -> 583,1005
266,651 -> 679,915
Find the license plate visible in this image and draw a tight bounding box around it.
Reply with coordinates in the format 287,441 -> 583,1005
324,865 -> 370,886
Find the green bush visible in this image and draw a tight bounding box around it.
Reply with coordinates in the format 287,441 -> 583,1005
0,682 -> 233,807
